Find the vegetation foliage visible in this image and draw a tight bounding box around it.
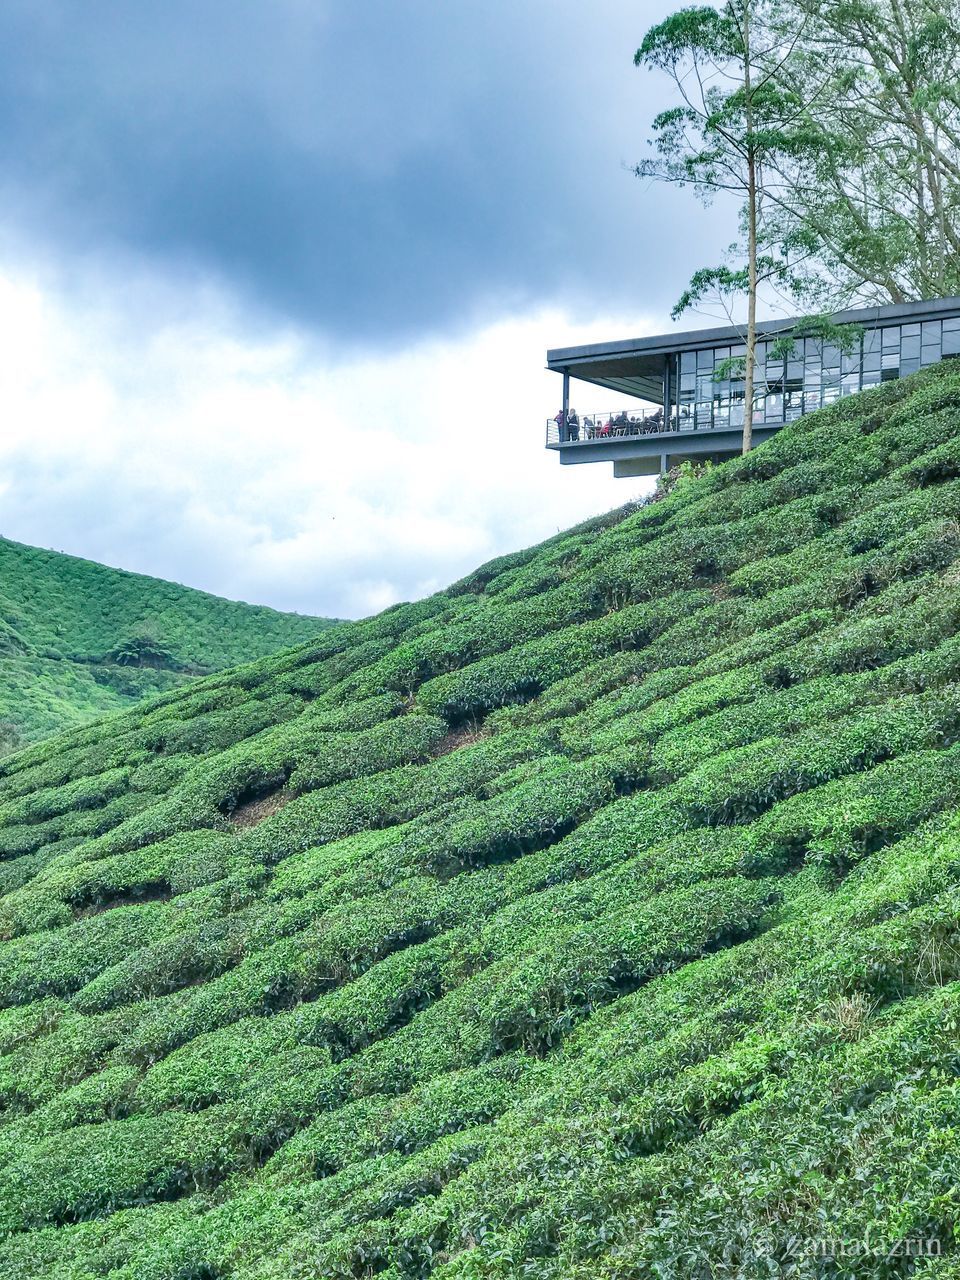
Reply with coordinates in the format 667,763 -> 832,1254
0,538 -> 332,748
634,0 -> 960,461
4,365 -> 960,1273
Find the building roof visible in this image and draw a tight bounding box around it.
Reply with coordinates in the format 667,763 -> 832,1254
547,295 -> 960,401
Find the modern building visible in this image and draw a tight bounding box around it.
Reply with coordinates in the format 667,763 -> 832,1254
546,296 -> 960,477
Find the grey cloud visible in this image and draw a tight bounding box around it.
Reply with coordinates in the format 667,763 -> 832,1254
0,0 -> 732,346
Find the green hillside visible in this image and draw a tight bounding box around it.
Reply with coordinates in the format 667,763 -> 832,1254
6,363 -> 960,1276
0,538 -> 332,749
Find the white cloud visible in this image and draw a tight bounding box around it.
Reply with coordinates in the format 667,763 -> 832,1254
0,261 -> 660,618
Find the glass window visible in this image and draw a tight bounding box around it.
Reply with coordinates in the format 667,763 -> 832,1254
901,333 -> 921,360
660,314 -> 956,438
841,348 -> 860,374
862,346 -> 881,373
784,377 -> 803,420
763,390 -> 783,422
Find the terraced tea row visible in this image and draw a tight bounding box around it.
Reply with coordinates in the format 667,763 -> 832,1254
3,364 -> 960,1275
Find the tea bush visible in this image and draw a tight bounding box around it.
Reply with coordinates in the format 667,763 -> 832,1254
0,536 -> 334,749
6,364 -> 960,1273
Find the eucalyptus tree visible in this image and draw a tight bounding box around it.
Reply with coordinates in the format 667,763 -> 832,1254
768,0 -> 960,304
635,2 -> 819,453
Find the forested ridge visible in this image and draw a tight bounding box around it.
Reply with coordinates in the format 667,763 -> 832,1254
0,537 -> 331,749
4,365 -> 960,1275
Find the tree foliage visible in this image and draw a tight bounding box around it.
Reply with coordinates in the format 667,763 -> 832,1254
768,0 -> 960,304
635,1 -> 823,452
641,0 -> 960,312
635,0 -> 960,458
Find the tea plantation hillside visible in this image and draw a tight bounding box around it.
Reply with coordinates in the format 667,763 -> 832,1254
0,537 -> 333,749
7,364 -> 960,1277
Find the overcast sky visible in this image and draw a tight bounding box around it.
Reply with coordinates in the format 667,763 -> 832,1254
0,0 -> 735,619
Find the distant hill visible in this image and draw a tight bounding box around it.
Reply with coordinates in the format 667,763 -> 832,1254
3,363 -> 960,1272
0,536 -> 333,748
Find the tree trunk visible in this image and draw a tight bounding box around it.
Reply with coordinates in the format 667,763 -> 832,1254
742,1 -> 756,456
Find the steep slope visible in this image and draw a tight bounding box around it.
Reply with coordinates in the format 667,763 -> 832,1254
0,537 -> 332,748
3,363 -> 960,1276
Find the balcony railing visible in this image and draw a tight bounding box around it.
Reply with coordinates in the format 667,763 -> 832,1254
546,408 -> 666,446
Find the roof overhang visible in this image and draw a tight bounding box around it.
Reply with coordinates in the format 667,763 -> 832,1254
546,296 -> 960,401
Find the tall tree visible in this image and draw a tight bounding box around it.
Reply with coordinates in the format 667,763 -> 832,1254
635,2 -> 815,453
764,0 -> 960,304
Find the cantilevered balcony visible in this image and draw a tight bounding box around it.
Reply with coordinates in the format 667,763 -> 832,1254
544,402 -> 782,477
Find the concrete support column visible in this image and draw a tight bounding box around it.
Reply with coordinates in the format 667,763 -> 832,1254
561,370 -> 570,442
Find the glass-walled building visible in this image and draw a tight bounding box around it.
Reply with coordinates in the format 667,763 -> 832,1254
670,315 -> 960,433
546,298 -> 960,477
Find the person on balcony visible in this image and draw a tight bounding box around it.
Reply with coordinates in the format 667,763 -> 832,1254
568,409 -> 580,441
554,408 -> 566,440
